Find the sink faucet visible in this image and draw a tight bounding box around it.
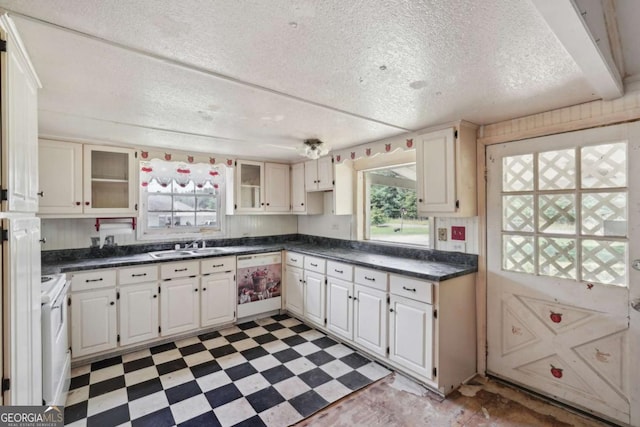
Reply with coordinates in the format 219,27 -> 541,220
184,239 -> 206,249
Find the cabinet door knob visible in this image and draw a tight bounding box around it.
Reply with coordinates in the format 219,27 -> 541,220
194,288 -> 199,292
110,301 -> 115,306
418,198 -> 423,203
37,191 -> 44,197
153,295 -> 157,298
301,203 -> 304,206
267,203 -> 270,206
75,202 -> 81,206
389,308 -> 394,313
348,295 -> 352,299
202,287 -> 207,291
85,201 -> 90,206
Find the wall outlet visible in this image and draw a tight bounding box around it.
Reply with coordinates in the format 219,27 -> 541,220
437,228 -> 448,241
451,226 -> 466,241
331,223 -> 339,230
450,242 -> 466,252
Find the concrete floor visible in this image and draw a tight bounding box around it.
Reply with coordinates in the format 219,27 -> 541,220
295,374 -> 608,427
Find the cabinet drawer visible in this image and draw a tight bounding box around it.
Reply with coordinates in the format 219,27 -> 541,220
326,261 -> 353,281
71,269 -> 116,291
201,256 -> 236,275
354,267 -> 387,291
304,256 -> 325,274
118,265 -> 158,285
160,261 -> 199,280
390,275 -> 433,304
286,252 -> 304,268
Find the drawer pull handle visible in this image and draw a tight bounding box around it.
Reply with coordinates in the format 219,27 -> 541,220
174,268 -> 188,272
132,273 -> 147,277
310,263 -> 318,267
334,269 -> 344,274
211,264 -> 223,268
402,286 -> 417,292
291,258 -> 297,262
86,278 -> 103,283
364,276 -> 375,281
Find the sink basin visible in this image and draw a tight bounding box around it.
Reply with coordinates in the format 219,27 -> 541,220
188,247 -> 230,255
149,250 -> 195,259
149,247 -> 230,259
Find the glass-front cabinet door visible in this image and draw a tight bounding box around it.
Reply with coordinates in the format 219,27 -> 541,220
83,145 -> 137,214
235,160 -> 264,212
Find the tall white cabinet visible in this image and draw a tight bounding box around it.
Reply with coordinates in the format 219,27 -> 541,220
0,14 -> 43,405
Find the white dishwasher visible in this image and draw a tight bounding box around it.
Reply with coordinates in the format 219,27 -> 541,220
236,252 -> 282,319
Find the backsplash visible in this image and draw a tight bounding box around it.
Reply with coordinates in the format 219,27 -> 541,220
41,215 -> 298,250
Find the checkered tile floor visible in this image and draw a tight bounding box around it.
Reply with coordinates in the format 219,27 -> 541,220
64,314 -> 391,426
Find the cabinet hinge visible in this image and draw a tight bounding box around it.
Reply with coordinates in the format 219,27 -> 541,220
0,189 -> 7,201
455,200 -> 459,209
484,167 -> 488,182
135,203 -> 138,211
433,367 -> 437,377
0,40 -> 6,52
386,296 -> 390,304
2,378 -> 10,392
324,318 -> 327,325
68,297 -> 71,306
117,334 -> 120,343
331,157 -> 335,163
117,291 -> 120,300
1,230 -> 7,243
233,275 -> 236,282
158,286 -> 161,294
332,180 -> 335,186
386,347 -> 390,355
454,130 -> 458,139
158,326 -> 161,333
134,151 -> 138,158
234,160 -> 237,167
324,278 -> 327,285
434,309 -> 438,319
234,204 -> 237,210
233,311 -> 236,318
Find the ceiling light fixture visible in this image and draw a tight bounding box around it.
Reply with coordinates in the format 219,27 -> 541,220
299,138 -> 330,160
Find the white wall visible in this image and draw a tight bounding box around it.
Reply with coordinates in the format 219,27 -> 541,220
41,215 -> 298,250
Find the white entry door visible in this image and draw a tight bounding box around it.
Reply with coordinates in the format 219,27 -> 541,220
486,122 -> 640,426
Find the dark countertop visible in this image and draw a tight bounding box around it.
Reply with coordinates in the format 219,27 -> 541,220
42,236 -> 477,282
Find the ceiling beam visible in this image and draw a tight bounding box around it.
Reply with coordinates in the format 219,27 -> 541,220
531,0 -> 623,100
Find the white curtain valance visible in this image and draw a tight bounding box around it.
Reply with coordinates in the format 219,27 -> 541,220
332,134 -> 417,164
140,158 -> 225,189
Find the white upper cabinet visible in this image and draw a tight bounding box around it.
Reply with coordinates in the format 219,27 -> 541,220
291,162 -> 323,215
38,140 -> 83,215
416,122 -> 477,217
305,157 -> 333,192
83,145 -> 137,215
0,15 -> 41,213
38,141 -> 137,216
264,162 -> 290,212
235,160 -> 290,213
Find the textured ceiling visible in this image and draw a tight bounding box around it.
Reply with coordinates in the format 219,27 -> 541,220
0,0 -> 636,160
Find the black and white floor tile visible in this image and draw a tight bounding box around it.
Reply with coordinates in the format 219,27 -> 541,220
64,314 -> 391,426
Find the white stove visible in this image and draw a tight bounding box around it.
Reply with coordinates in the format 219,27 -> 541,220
41,274 -> 70,405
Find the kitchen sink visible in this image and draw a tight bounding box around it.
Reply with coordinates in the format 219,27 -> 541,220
149,250 -> 195,259
149,247 -> 230,259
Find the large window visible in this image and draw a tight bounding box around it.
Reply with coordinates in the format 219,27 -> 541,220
363,163 -> 431,246
139,159 -> 224,237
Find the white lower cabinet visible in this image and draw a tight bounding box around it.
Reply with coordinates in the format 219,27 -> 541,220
119,282 -> 159,346
353,284 -> 387,357
303,271 -> 325,327
200,272 -> 236,327
71,288 -> 118,357
160,277 -> 200,336
389,295 -> 433,379
285,265 -> 304,318
326,277 -> 353,340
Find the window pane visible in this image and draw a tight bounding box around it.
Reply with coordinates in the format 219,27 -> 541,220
147,194 -> 172,212
538,149 -> 575,190
581,240 -> 626,286
539,237 -> 576,279
581,142 -> 626,189
146,212 -> 172,229
538,194 -> 575,234
173,196 -> 196,211
503,195 -> 534,232
197,196 -> 217,211
503,154 -> 533,192
196,212 -> 217,226
172,213 -> 196,227
581,192 -> 627,236
502,235 -> 534,273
